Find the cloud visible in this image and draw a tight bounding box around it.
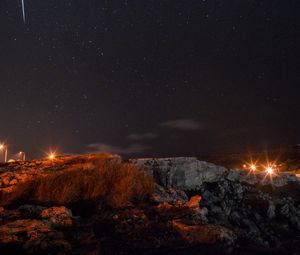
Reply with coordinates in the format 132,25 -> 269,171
127,132 -> 158,140
87,143 -> 150,155
159,118 -> 205,131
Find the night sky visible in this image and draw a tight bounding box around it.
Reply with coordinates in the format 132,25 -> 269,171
0,1 -> 299,159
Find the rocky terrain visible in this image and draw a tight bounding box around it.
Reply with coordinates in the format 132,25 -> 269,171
0,154 -> 300,254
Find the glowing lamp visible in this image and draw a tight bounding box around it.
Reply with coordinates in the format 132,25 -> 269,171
19,151 -> 26,161
250,165 -> 257,171
266,166 -> 274,175
48,153 -> 56,160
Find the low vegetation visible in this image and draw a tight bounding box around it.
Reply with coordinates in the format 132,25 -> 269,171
0,159 -> 153,210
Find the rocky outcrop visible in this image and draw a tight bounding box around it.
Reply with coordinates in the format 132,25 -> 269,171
0,155 -> 299,254
131,157 -> 300,253
170,219 -> 235,245
0,205 -> 73,253
131,157 -> 299,189
197,179 -> 300,248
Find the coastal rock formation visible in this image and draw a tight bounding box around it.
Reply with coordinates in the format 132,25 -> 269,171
0,155 -> 299,254
132,157 -> 300,253
131,157 -> 299,189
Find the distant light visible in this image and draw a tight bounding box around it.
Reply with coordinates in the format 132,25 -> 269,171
0,144 -> 4,150
48,152 -> 56,160
266,166 -> 274,175
250,165 -> 257,171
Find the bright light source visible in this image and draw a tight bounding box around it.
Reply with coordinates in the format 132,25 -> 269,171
0,144 -> 4,150
48,153 -> 56,160
266,166 -> 274,175
18,151 -> 26,161
250,165 -> 257,171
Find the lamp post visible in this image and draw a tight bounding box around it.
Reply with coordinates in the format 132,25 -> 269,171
0,144 -> 8,163
19,151 -> 26,161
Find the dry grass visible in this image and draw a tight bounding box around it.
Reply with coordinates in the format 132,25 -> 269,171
0,160 -> 153,209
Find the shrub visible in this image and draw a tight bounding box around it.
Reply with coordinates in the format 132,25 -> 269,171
1,160 -> 153,209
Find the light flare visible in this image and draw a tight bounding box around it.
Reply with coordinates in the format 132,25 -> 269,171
48,152 -> 57,160
266,166 -> 274,175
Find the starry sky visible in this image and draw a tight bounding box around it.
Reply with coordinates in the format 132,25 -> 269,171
0,0 -> 299,159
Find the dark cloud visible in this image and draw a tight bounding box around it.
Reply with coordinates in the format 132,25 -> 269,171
127,133 -> 158,141
87,143 -> 150,155
160,119 -> 206,131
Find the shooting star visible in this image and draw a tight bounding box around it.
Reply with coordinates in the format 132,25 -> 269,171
21,0 -> 26,23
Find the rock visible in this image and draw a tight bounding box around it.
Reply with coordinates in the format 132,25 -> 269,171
0,219 -> 51,243
9,179 -> 18,185
192,207 -> 209,224
18,205 -> 45,218
40,206 -> 73,227
185,195 -> 201,213
131,157 -> 299,189
0,219 -> 71,252
267,201 -> 276,219
131,157 -> 228,189
150,183 -> 188,204
2,176 -> 11,186
170,219 -> 235,245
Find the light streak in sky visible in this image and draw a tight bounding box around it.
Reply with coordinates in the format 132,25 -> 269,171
21,0 -> 26,23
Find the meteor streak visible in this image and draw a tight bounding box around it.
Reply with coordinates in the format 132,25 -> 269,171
21,0 -> 26,23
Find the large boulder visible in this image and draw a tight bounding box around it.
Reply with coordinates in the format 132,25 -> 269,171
130,157 -> 228,189
131,157 -> 299,189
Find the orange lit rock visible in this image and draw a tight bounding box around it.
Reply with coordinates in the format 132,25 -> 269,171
170,219 -> 235,245
0,219 -> 71,252
40,206 -> 73,227
185,195 -> 201,211
9,179 -> 18,185
156,201 -> 174,210
2,176 -> 11,186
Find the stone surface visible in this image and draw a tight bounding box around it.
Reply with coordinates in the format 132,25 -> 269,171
131,157 -> 228,189
40,206 -> 73,227
131,157 -> 300,189
170,219 -> 235,245
150,183 -> 189,204
0,219 -> 71,253
0,155 -> 299,254
132,157 -> 300,252
185,195 -> 202,213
